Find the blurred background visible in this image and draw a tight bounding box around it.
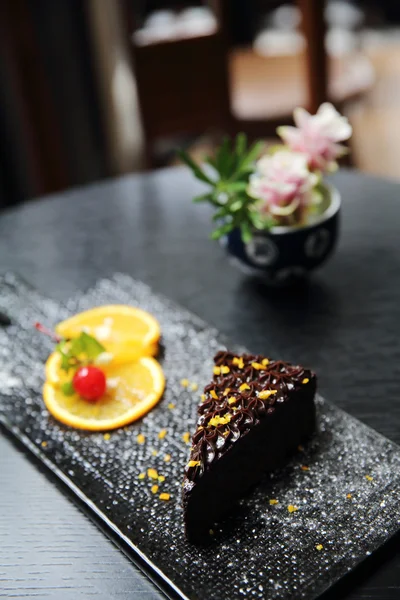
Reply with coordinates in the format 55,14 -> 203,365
2,0 -> 400,207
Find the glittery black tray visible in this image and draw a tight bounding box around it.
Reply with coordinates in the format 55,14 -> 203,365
1,273 -> 400,600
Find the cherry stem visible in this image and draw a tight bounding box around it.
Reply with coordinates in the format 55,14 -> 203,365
34,322 -> 62,343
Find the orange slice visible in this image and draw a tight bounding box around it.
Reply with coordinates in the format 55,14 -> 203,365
45,352 -> 70,386
55,305 -> 160,362
43,356 -> 165,431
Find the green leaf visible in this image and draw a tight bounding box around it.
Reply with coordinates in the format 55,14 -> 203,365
235,133 -> 247,158
204,155 -> 218,170
240,222 -> 253,243
238,140 -> 264,173
215,137 -> 232,179
178,149 -> 214,185
56,340 -> 73,372
212,207 -> 229,221
78,331 -> 105,359
229,201 -> 244,213
56,331 -> 105,373
61,381 -> 75,396
192,193 -> 214,203
226,181 -> 248,192
210,222 -> 234,240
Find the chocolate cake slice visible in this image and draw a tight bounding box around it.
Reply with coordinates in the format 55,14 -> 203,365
183,351 -> 317,543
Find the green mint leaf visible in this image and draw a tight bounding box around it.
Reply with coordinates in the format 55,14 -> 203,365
60,354 -> 72,372
178,150 -> 214,185
78,331 -> 106,359
56,340 -> 73,373
61,381 -> 75,396
68,336 -> 84,360
56,332 -> 105,373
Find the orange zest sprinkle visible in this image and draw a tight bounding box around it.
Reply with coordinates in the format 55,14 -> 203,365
251,362 -> 264,370
220,365 -> 230,374
138,473 -> 146,480
316,544 -> 323,551
258,390 -> 277,400
158,475 -> 165,482
103,433 -> 111,441
188,460 -> 200,468
209,414 -> 231,427
158,429 -> 167,440
151,449 -> 158,457
164,454 -> 171,462
262,358 -> 269,366
228,396 -> 237,405
232,357 -> 244,369
269,499 -> 279,505
302,378 -> 310,384
167,403 -> 175,410
147,468 -> 158,480
190,382 -> 198,391
159,493 -> 170,501
239,383 -> 250,392
210,390 -> 218,400
288,505 -> 298,513
182,432 -> 191,444
365,475 -> 373,481
137,433 -> 146,445
223,388 -> 231,396
213,366 -> 221,375
151,484 -> 159,494
300,465 -> 310,471
346,493 -> 352,499
41,441 -> 48,448
180,378 -> 189,388
201,394 -> 206,402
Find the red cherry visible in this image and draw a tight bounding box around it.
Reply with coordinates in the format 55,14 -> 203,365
72,366 -> 106,401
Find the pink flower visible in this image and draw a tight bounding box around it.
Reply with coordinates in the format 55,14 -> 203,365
248,150 -> 318,218
277,103 -> 352,172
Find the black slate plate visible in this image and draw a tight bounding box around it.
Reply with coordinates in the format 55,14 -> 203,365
1,272 -> 400,600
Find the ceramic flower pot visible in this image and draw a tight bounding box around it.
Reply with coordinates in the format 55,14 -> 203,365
224,185 -> 341,285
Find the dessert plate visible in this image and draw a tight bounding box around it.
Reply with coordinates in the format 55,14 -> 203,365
1,272 -> 400,600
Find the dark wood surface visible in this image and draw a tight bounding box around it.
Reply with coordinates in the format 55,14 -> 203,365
0,166 -> 399,599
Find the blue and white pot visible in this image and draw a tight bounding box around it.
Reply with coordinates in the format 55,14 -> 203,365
224,185 -> 341,285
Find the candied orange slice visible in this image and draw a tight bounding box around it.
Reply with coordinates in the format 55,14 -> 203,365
43,357 -> 165,431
